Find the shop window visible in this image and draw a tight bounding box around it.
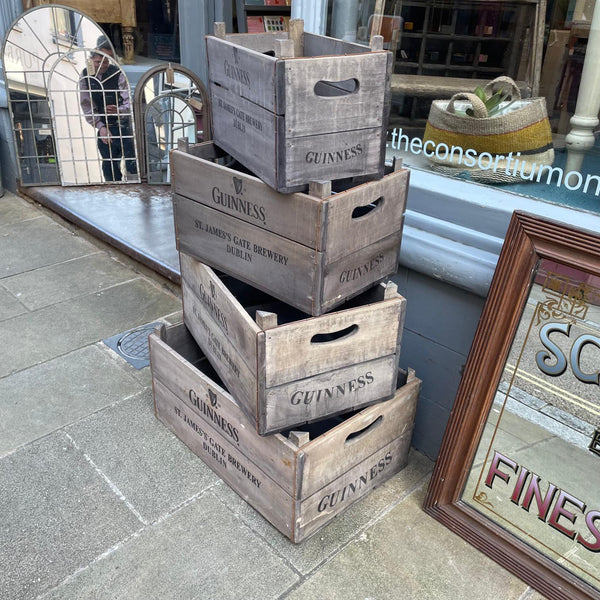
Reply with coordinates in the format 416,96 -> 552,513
329,0 -> 600,215
132,0 -> 180,62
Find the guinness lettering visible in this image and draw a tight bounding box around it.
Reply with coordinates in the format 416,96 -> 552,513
290,372 -> 375,405
223,60 -> 251,87
195,284 -> 228,334
340,254 -> 384,283
305,144 -> 363,165
233,118 -> 245,133
189,388 -> 240,444
217,98 -> 263,132
485,451 -> 600,552
227,453 -> 261,488
205,224 -> 232,241
202,437 -> 227,468
211,186 -> 267,224
227,244 -> 253,263
317,451 -> 393,512
252,243 -> 288,265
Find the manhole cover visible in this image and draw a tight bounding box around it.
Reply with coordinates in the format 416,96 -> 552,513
103,322 -> 163,369
117,327 -> 153,360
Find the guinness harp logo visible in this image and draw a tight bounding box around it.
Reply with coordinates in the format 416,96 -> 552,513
233,177 -> 243,195
208,388 -> 218,408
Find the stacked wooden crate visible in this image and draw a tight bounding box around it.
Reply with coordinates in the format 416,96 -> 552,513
149,20 -> 421,543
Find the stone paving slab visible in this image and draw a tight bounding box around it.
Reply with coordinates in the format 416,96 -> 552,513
540,403 -> 595,436
0,278 -> 181,378
0,284 -> 28,321
499,381 -> 548,411
64,389 -> 220,524
216,449 -> 433,575
0,432 -> 144,600
283,484 -> 534,600
0,344 -> 145,457
0,193 -> 40,227
1,252 -> 138,311
0,215 -> 98,277
505,396 -> 591,450
40,491 -> 300,600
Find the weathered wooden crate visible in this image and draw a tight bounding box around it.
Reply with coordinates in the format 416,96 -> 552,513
206,22 -> 392,192
149,320 -> 421,543
171,140 -> 409,316
179,254 -> 406,435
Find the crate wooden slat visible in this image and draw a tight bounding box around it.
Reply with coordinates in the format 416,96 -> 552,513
150,321 -> 421,543
206,29 -> 392,192
171,141 -> 409,316
179,255 -> 406,435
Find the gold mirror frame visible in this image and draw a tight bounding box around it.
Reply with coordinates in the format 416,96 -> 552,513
424,211 -> 600,600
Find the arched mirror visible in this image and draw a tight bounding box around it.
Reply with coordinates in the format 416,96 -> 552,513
2,5 -> 139,186
49,48 -> 139,185
134,64 -> 211,184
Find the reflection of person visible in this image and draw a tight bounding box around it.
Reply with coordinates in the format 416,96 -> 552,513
79,36 -> 137,182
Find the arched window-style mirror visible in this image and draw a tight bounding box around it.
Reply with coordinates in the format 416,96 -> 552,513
49,47 -> 139,185
2,5 -> 139,186
134,64 -> 211,184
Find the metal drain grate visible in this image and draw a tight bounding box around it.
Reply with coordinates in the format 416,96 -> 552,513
103,322 -> 163,369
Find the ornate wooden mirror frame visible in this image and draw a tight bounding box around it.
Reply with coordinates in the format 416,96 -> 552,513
424,211 -> 600,600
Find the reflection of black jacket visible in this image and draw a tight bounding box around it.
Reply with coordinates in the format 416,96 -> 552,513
81,64 -> 122,127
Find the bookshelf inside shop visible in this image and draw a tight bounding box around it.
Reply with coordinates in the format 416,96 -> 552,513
235,1 -> 292,33
390,0 -> 544,124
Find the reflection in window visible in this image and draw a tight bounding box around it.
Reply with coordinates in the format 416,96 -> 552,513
51,7 -> 78,47
328,0 -> 600,214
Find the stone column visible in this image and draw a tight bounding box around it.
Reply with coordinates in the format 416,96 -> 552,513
564,4 -> 600,183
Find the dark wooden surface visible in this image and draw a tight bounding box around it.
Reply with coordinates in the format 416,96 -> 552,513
22,184 -> 181,283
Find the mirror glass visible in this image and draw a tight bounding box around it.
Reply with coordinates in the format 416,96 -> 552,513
2,6 -> 139,186
138,68 -> 208,184
462,258 -> 600,591
49,48 -> 139,185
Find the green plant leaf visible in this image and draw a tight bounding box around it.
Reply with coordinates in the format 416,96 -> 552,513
474,87 -> 487,103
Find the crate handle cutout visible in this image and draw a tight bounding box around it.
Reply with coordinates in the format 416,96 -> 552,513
314,78 -> 360,97
345,415 -> 384,444
310,324 -> 358,344
351,197 -> 384,220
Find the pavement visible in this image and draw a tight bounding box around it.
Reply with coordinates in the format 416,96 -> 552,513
0,190 -> 548,600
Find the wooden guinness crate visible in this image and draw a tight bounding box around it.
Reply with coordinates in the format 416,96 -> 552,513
179,255 -> 406,435
149,321 -> 421,543
206,24 -> 392,192
171,141 -> 409,316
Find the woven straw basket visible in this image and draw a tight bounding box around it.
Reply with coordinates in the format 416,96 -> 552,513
423,77 -> 554,183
